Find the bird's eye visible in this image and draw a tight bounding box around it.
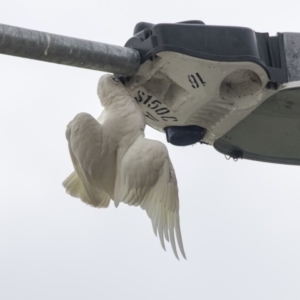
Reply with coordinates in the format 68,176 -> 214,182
112,77 -> 120,83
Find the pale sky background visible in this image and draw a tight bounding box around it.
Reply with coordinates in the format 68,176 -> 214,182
1,1 -> 300,299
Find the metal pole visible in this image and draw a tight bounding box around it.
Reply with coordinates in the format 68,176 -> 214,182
0,23 -> 141,76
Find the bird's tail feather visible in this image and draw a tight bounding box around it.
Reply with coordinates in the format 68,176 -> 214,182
63,171 -> 81,197
62,171 -> 90,205
63,171 -> 111,208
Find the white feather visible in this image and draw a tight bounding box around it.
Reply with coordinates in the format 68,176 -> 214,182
63,74 -> 186,259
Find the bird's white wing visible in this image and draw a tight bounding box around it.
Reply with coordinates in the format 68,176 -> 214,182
96,108 -> 107,124
63,112 -> 111,208
115,136 -> 186,259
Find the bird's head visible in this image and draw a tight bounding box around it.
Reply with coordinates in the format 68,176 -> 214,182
97,74 -> 125,107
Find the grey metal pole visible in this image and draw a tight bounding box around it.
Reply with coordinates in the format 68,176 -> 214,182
0,23 -> 141,76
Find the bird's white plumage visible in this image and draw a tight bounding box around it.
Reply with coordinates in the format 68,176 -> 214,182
63,74 -> 186,259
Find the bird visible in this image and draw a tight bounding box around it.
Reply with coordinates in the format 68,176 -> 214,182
62,74 -> 186,259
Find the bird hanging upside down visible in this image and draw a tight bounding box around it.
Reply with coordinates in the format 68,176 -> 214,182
62,74 -> 186,259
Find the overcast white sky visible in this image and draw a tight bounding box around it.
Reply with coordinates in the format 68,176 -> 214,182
1,1 -> 300,299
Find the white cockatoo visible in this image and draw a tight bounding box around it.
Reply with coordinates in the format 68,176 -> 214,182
63,74 -> 186,259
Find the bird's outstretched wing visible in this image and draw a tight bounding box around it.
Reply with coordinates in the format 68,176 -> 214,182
63,112 -> 111,208
115,136 -> 186,259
